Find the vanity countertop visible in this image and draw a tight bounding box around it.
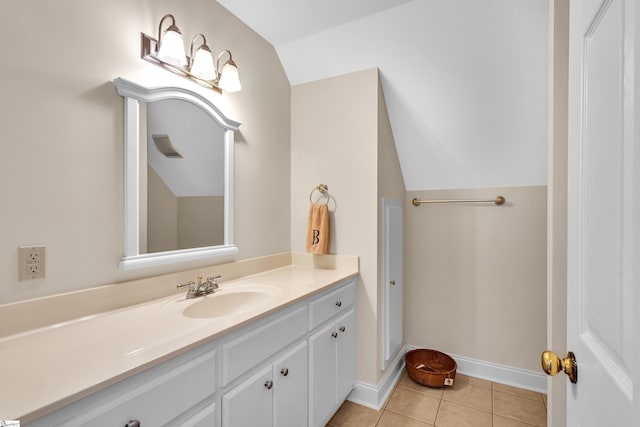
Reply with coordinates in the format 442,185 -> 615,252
0,259 -> 358,422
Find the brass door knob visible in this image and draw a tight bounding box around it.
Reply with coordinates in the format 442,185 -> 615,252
541,350 -> 578,384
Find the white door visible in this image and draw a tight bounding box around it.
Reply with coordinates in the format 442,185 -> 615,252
565,0 -> 640,424
381,198 -> 403,369
273,341 -> 308,427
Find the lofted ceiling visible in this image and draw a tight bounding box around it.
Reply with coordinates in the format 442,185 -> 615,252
217,0 -> 549,191
216,0 -> 413,45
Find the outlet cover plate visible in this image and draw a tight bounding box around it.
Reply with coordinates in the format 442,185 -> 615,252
18,246 -> 46,281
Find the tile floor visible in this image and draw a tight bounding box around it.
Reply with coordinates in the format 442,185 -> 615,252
327,370 -> 547,427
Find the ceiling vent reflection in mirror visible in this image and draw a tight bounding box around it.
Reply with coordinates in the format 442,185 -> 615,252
152,134 -> 183,158
141,14 -> 242,94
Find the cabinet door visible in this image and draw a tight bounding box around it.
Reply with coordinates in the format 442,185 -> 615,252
222,365 -> 273,427
309,322 -> 338,427
273,341 -> 308,427
382,198 -> 403,369
336,308 -> 357,401
29,346 -> 216,427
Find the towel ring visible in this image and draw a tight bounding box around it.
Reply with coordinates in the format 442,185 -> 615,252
309,184 -> 329,204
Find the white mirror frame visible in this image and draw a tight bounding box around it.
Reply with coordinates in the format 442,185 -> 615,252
114,77 -> 240,270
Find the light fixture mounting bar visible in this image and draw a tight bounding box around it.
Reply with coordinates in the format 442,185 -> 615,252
140,32 -> 222,94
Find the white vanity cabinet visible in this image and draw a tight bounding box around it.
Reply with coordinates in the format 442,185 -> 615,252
308,283 -> 357,427
273,341 -> 309,426
222,364 -> 273,427
27,344 -> 217,427
24,277 -> 357,427
336,310 -> 357,402
222,341 -> 308,427
219,304 -> 310,427
221,279 -> 356,427
309,309 -> 356,427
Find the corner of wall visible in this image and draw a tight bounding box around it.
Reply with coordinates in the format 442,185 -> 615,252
376,72 -> 406,200
375,70 -> 406,383
290,68 -> 389,386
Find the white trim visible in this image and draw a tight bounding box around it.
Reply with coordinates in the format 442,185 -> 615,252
113,78 -> 240,130
405,345 -> 547,393
123,96 -> 140,257
119,245 -> 239,271
113,77 -> 240,271
347,347 -> 405,410
380,198 -> 403,370
347,345 -> 546,410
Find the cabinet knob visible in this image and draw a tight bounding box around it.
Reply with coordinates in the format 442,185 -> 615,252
390,280 -> 396,286
280,368 -> 289,376
339,326 -> 346,332
125,421 -> 141,427
264,380 -> 274,390
331,331 -> 338,338
336,301 -> 342,307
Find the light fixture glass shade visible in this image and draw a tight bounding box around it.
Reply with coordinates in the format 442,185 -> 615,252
218,61 -> 241,93
190,47 -> 216,80
157,28 -> 187,66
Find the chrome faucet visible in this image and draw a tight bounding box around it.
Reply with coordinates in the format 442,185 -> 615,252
177,275 -> 222,299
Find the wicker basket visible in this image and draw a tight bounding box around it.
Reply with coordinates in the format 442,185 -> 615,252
404,349 -> 457,388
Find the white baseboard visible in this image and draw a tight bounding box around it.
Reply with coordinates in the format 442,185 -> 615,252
347,346 -> 546,409
347,348 -> 405,410
405,345 -> 547,393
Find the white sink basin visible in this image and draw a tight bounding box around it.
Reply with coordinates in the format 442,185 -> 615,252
162,285 -> 280,319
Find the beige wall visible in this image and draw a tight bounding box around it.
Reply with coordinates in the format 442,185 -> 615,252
292,68 -> 398,385
547,0 -> 569,424
0,0 -> 290,303
404,186 -> 547,372
376,82 -> 405,203
178,196 -> 225,249
147,166 -> 178,253
147,163 -> 224,251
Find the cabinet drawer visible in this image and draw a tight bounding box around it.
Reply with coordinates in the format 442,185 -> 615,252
309,280 -> 356,330
222,306 -> 308,386
31,346 -> 216,427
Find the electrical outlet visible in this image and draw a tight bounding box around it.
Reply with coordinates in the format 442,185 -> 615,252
18,246 -> 46,281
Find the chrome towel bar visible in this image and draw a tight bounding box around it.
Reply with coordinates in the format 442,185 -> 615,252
411,196 -> 505,206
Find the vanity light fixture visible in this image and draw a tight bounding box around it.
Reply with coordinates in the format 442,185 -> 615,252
216,50 -> 242,93
189,34 -> 216,81
141,14 -> 242,94
156,14 -> 187,66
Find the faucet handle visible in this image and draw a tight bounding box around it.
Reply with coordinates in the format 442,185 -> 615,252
176,280 -> 195,290
206,275 -> 221,290
177,280 -> 198,298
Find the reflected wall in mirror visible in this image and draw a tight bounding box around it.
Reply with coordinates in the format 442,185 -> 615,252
114,78 -> 240,270
143,98 -> 225,253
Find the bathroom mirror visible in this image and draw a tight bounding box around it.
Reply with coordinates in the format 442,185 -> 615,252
114,77 -> 240,270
